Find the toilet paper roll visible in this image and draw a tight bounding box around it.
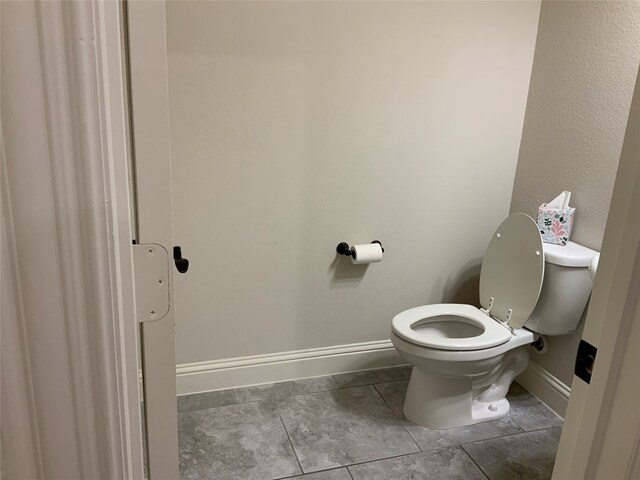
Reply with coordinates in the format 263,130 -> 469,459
351,243 -> 383,264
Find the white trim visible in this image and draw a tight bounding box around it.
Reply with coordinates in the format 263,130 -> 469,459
176,340 -> 405,395
516,362 -> 571,418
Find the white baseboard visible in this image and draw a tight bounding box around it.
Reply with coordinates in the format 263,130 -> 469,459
175,342 -> 572,418
516,362 -> 571,418
176,340 -> 405,396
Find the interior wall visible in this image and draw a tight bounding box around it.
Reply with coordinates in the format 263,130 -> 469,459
167,1 -> 541,365
510,1 -> 640,386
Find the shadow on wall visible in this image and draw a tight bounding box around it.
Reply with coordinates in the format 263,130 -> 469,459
441,261 -> 482,307
328,254 -> 369,288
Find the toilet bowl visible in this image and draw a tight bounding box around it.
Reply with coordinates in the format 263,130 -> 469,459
391,214 -> 597,429
391,305 -> 534,428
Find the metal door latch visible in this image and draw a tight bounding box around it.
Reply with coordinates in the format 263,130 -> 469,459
575,339 -> 597,384
132,243 -> 170,322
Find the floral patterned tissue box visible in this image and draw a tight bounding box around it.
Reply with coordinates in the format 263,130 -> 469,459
537,204 -> 575,246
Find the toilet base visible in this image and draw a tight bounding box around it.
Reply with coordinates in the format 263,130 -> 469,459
402,347 -> 529,429
403,368 -> 511,429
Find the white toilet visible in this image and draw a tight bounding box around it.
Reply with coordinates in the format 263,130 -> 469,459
391,213 -> 597,429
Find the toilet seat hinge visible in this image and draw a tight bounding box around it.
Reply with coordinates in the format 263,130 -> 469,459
498,309 -> 515,333
480,297 -> 495,316
482,298 -> 515,333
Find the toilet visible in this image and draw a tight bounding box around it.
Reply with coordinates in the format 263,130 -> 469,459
391,213 -> 598,429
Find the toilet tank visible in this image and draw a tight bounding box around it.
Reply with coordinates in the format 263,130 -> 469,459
524,241 -> 598,335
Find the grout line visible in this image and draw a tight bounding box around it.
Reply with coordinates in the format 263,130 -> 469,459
400,420 -> 422,453
279,467 -> 351,480
180,382 -> 362,413
510,416 -> 528,432
399,420 -> 422,452
235,386 -> 343,405
183,383 -> 346,410
505,405 -> 526,432
502,415 -> 526,435
372,383 -> 401,419
333,366 -> 411,389
340,451 -> 425,471
233,384 -> 276,405
514,379 -> 566,420
230,376 -> 345,404
338,446 -> 458,471
513,423 -> 563,434
232,385 -> 247,404
459,445 -> 491,480
334,376 -> 412,391
177,397 -> 255,414
274,398 -> 305,476
346,465 -> 355,480
459,423 -> 562,448
181,366 -> 409,396
372,383 -> 422,453
510,384 -> 564,418
274,384 -> 342,400
177,386 -> 237,399
508,408 -> 563,433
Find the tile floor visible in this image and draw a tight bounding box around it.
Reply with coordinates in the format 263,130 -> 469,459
177,366 -> 563,480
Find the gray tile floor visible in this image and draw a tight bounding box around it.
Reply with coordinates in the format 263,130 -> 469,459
177,366 -> 563,480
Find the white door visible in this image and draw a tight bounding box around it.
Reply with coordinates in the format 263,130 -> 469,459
126,1 -> 179,478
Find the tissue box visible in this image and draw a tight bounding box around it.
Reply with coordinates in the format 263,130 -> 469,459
537,204 -> 575,246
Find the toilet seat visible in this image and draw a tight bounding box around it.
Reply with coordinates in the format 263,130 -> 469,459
391,214 -> 544,352
392,304 -> 512,351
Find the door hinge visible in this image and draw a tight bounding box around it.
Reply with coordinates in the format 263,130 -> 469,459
575,339 -> 597,384
133,243 -> 170,322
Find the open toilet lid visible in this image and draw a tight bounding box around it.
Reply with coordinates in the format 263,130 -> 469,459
479,214 -> 545,329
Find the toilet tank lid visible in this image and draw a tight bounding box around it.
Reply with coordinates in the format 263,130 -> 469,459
543,241 -> 598,268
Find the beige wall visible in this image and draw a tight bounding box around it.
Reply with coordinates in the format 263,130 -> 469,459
167,1 -> 541,364
510,1 -> 640,386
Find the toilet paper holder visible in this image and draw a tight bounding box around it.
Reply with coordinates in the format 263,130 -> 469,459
336,240 -> 384,258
